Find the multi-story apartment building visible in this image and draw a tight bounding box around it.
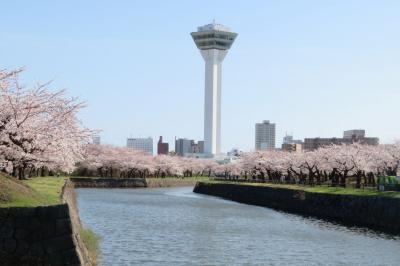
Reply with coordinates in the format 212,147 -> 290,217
175,138 -> 193,156
303,130 -> 378,151
127,137 -> 153,155
175,138 -> 205,156
255,120 -> 276,150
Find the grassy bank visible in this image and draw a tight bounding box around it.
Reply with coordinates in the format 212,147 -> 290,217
0,174 -> 66,207
206,180 -> 400,198
80,227 -> 101,263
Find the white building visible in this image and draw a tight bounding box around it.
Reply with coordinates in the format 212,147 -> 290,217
127,137 -> 153,155
191,22 -> 237,156
255,120 -> 276,150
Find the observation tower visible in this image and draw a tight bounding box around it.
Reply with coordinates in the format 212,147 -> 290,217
191,22 -> 237,156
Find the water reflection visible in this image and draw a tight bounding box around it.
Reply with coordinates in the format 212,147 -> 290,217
77,187 -> 400,266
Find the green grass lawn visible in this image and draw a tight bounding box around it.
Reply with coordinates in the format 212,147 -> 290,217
23,176 -> 66,204
206,180 -> 400,198
305,186 -> 400,198
0,175 -> 66,207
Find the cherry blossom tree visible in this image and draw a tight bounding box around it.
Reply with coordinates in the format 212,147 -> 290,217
76,141 -> 399,188
0,69 -> 92,179
232,143 -> 399,188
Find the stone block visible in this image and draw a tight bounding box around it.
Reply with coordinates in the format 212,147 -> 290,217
14,228 -> 29,240
36,206 -> 50,221
27,217 -> 41,231
29,231 -> 43,242
48,252 -> 65,265
28,242 -> 45,256
3,238 -> 17,253
0,208 -> 9,218
61,248 -> 80,264
44,235 -> 75,254
8,207 -> 36,217
14,217 -> 32,228
14,239 -> 29,256
37,205 -> 68,221
55,218 -> 72,236
0,224 -> 14,238
41,220 -> 56,238
3,217 -> 14,227
57,205 -> 70,219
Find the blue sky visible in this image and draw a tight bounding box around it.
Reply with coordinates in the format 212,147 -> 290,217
2,1 -> 400,152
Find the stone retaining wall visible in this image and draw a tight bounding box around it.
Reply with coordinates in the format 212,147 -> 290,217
62,180 -> 93,265
146,178 -> 197,188
0,180 -> 94,266
70,177 -> 147,188
193,182 -> 400,234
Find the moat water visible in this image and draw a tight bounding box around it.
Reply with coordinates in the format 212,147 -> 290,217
76,187 -> 400,266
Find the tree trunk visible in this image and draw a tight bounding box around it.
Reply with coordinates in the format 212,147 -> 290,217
355,171 -> 362,189
340,170 -> 348,188
362,172 -> 367,187
12,167 -> 17,177
18,167 -> 26,180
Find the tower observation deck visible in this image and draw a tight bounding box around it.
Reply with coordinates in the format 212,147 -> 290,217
191,22 -> 237,156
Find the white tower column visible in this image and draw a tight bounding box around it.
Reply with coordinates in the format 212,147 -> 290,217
201,49 -> 227,155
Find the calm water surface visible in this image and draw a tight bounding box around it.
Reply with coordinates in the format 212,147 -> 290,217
76,187 -> 400,266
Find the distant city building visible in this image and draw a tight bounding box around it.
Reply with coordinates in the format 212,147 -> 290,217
304,130 -> 378,151
282,143 -> 303,153
175,138 -> 193,156
282,135 -> 293,144
191,142 -> 200,153
157,136 -> 169,155
127,137 -> 153,155
227,148 -> 241,157
343,129 -> 366,139
255,120 -> 276,150
92,135 -> 101,145
175,138 -> 206,156
198,141 -> 204,154
282,134 -> 302,145
281,134 -> 303,152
